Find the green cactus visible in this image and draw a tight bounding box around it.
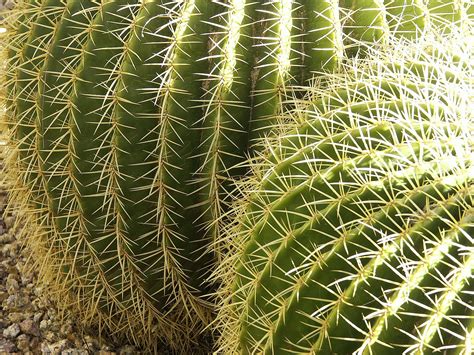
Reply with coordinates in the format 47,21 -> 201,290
1,0 -> 471,350
215,32 -> 473,354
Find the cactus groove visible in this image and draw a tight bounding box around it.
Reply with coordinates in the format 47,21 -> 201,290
215,33 -> 473,354
2,0 -> 472,350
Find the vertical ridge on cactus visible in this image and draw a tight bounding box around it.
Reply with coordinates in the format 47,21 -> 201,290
150,0 -> 216,309
214,31 -> 473,354
340,0 -> 389,56
66,1 -> 172,343
36,0 -> 143,345
5,0 -> 42,118
196,0 -> 254,260
15,0 -> 65,208
246,0 -> 297,144
1,0 -> 471,351
301,0 -> 344,80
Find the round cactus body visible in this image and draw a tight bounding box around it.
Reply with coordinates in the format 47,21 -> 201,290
1,0 -> 472,350
215,33 -> 473,354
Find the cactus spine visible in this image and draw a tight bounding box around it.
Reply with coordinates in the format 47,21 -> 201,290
215,32 -> 473,354
2,0 -> 472,350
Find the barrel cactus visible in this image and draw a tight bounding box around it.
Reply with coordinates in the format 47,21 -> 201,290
1,0 -> 471,351
215,32 -> 473,354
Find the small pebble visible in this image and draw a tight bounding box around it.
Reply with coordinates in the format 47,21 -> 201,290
33,312 -> 43,323
5,294 -> 17,307
5,275 -> 18,294
44,330 -> 56,342
8,312 -> 24,323
0,291 -> 7,303
44,339 -> 71,353
39,319 -> 49,330
19,319 -> 40,337
30,336 -> 40,350
0,338 -> 17,353
16,333 -> 30,352
2,323 -> 20,339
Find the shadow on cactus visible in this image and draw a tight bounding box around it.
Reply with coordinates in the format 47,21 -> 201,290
214,31 -> 473,354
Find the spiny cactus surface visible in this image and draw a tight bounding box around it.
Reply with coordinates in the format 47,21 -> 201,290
215,32 -> 474,354
1,0 -> 472,350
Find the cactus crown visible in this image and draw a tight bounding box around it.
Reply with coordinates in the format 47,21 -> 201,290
214,31 -> 473,354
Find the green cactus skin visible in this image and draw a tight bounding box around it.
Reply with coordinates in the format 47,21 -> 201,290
196,0 -> 256,260
2,0 -> 471,350
68,0 -> 160,333
341,0 -> 389,56
247,0 -> 299,144
428,0 -> 463,32
14,0 -> 65,207
301,0 -> 344,81
149,0 -> 216,305
110,0 -> 179,307
38,0 -> 100,261
215,33 -> 473,354
4,0 -> 42,126
384,0 -> 426,38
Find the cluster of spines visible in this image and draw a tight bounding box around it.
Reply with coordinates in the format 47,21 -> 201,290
214,31 -> 473,354
2,0 -> 472,350
198,0 -> 474,261
3,0 -> 213,348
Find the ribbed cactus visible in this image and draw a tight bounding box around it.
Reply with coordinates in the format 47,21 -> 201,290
1,0 -> 471,350
215,32 -> 473,354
